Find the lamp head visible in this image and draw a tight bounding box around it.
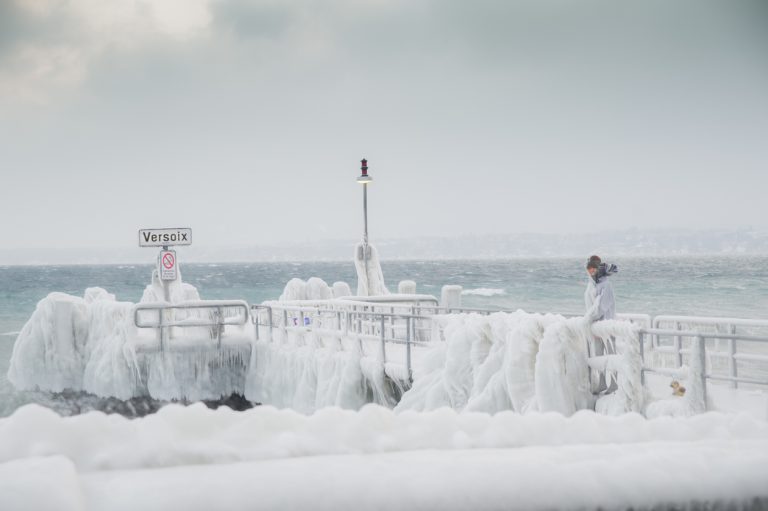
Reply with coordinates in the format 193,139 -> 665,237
357,158 -> 372,184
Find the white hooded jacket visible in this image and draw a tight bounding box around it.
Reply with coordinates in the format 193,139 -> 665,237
585,274 -> 616,322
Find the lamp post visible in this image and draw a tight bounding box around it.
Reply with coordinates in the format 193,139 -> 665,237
357,158 -> 372,245
357,159 -> 373,290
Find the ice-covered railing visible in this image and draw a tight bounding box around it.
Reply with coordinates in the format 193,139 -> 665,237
134,300 -> 250,352
251,297 -> 439,383
634,317 -> 768,417
250,297 -> 768,415
252,298 -> 651,386
646,316 -> 768,389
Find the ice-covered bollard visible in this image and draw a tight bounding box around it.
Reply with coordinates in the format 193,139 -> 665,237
398,280 -> 417,295
279,278 -> 307,301
332,281 -> 353,298
306,277 -> 332,300
441,285 -> 462,310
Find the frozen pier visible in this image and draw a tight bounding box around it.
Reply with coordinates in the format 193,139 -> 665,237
8,276 -> 768,419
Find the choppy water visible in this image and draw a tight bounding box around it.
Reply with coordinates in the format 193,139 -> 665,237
1,256 -> 767,417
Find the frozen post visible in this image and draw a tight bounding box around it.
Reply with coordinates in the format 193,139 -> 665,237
357,158 -> 372,275
138,228 -> 193,341
399,280 -> 417,295
353,160 -> 389,296
441,285 -> 463,310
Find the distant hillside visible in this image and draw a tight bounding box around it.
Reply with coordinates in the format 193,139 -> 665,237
2,228 -> 767,265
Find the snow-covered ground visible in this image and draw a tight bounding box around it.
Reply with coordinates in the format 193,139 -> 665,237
1,403 -> 767,510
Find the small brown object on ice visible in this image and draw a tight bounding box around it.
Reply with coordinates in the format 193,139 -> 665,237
670,380 -> 686,397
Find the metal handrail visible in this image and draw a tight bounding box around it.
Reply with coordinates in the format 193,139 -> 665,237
134,300 -> 250,351
251,299 -> 768,397
648,316 -> 768,389
637,326 -> 768,398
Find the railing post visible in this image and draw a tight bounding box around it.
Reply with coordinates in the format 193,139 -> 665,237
380,314 -> 386,363
696,335 -> 707,411
268,307 -> 274,342
216,306 -> 223,349
406,315 -> 412,383
345,311 -> 350,336
728,324 -> 738,389
158,308 -> 165,352
640,331 -> 647,386
254,307 -> 260,341
674,322 -> 683,367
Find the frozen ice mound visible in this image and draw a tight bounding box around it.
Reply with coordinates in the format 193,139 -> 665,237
7,269 -> 252,402
396,311 -> 647,416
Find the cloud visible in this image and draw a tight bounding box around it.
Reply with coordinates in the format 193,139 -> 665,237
0,0 -> 213,104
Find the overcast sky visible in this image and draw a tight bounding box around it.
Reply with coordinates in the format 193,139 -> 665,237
1,0 -> 766,255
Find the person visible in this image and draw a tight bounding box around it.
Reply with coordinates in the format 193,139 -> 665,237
584,255 -> 600,316
584,255 -> 618,393
585,255 -> 617,322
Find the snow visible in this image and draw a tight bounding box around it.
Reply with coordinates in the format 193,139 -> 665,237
1,403 -> 768,510
79,445 -> 768,511
0,456 -> 84,511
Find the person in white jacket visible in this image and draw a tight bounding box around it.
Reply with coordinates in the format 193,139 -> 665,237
584,255 -> 618,393
585,256 -> 617,322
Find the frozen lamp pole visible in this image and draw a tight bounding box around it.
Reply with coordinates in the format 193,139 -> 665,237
357,158 -> 372,245
357,159 -> 373,286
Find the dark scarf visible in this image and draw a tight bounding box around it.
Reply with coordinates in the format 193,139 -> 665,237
593,263 -> 618,283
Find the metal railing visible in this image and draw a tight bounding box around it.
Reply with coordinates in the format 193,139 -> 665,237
646,316 -> 768,390
252,299 -> 768,402
134,300 -> 250,351
251,300 -> 443,382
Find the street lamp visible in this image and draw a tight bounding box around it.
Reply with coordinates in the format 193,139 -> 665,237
356,159 -> 373,291
357,158 -> 372,247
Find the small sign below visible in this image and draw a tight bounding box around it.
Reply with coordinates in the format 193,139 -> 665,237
159,250 -> 177,281
139,228 -> 192,247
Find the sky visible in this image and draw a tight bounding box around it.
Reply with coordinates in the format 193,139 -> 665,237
1,0 -> 767,256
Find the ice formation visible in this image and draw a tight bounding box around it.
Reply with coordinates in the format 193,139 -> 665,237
396,311 -> 644,416
7,266 -> 251,402
244,331 -> 370,413
354,243 -> 389,296
7,263 -> 720,419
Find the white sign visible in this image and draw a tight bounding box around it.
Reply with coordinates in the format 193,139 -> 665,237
159,250 -> 177,281
138,228 -> 192,247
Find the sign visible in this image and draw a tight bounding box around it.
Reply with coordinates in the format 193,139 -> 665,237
159,250 -> 177,281
138,228 -> 192,247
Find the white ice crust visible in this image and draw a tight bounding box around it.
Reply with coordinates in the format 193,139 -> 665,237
1,404 -> 768,511
7,270 -> 750,419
